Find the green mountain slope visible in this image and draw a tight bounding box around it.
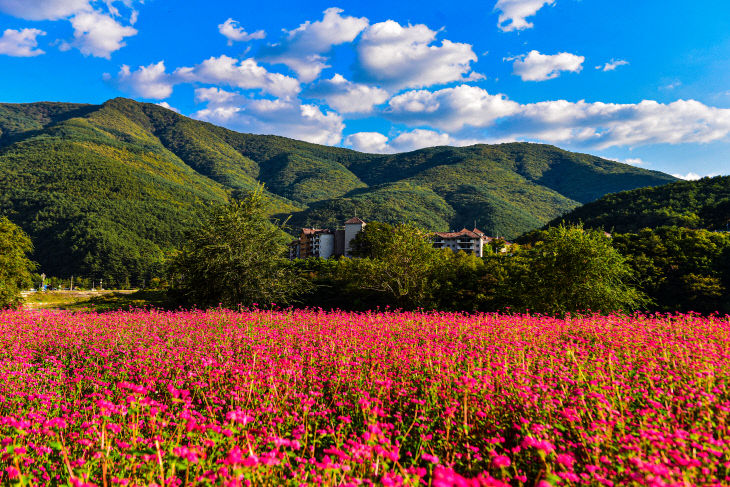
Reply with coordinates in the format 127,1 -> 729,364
551,175 -> 730,232
0,97 -> 676,283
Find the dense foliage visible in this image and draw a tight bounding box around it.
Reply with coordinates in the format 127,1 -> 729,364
0,98 -> 674,282
611,226 -> 730,314
293,224 -> 644,315
0,217 -> 35,308
496,225 -> 645,314
1,309 -> 729,486
169,188 -> 307,308
553,175 -> 730,232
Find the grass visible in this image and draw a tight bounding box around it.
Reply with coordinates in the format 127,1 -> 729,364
22,289 -> 169,311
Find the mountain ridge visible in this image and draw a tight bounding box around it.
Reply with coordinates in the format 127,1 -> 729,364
0,97 -> 677,283
549,175 -> 730,233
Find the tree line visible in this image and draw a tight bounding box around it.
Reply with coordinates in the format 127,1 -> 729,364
2,187 -> 729,314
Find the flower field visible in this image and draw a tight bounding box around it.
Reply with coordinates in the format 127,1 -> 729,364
1,310 -> 729,486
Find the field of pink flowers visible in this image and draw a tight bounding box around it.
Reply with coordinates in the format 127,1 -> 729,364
0,309 -> 729,486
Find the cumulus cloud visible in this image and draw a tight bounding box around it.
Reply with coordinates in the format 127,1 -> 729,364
387,85 -> 520,131
511,50 -> 584,81
193,88 -> 344,145
672,172 -> 703,180
494,0 -> 555,32
60,10 -> 137,58
388,129 -> 455,152
623,157 -> 646,165
596,59 -> 629,72
382,84 -> 730,150
346,129 -> 474,153
116,61 -> 174,99
503,98 -> 730,148
0,1 -> 139,57
175,55 -> 300,99
156,101 -> 179,113
0,0 -> 91,20
306,74 -> 389,113
355,20 -> 479,89
0,28 -> 45,56
260,7 -> 368,82
218,18 -> 265,45
344,132 -> 391,153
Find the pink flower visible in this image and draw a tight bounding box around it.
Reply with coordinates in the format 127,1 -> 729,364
422,453 -> 440,464
492,454 -> 511,468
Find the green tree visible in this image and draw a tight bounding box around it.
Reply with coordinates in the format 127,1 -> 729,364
343,222 -> 439,309
509,224 -> 645,314
169,187 -> 308,308
611,226 -> 730,314
0,217 -> 36,308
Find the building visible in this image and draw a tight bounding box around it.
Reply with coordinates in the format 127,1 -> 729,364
432,227 -> 495,257
290,219 -> 505,260
343,217 -> 366,257
289,217 -> 367,260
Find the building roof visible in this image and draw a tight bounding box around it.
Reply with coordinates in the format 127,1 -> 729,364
434,227 -> 499,240
434,228 -> 480,239
344,217 -> 366,225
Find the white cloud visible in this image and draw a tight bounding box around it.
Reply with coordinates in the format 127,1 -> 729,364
388,129 -> 455,152
661,80 -> 682,91
506,98 -> 730,148
596,59 -> 629,72
260,7 -> 368,82
218,18 -> 265,45
193,88 -> 344,145
0,28 -> 45,57
355,20 -> 478,89
175,55 -> 300,99
61,10 -> 137,58
387,84 -> 520,131
346,129 -> 471,154
306,74 -> 389,113
345,132 -> 391,153
494,0 -> 555,32
672,172 -> 702,180
0,0 -> 91,20
382,84 -> 730,150
117,61 -> 174,99
195,87 -> 239,105
624,157 -> 646,165
511,50 -> 584,81
0,1 -> 140,58
156,102 -> 179,113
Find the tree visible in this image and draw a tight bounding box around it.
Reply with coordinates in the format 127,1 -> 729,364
508,224 -> 645,315
0,217 -> 36,309
169,186 -> 308,308
343,222 -> 440,309
611,226 -> 730,314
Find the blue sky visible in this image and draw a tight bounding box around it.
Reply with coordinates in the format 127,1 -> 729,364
1,0 -> 729,178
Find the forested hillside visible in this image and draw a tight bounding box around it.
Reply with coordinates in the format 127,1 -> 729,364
0,98 -> 676,284
552,175 -> 730,232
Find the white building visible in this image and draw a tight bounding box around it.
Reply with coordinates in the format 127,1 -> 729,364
289,217 -> 366,260
432,227 -> 493,257
343,217 -> 366,257
312,231 -> 335,259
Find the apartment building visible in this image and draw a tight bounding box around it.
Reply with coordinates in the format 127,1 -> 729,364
289,217 -> 366,259
432,227 -> 494,257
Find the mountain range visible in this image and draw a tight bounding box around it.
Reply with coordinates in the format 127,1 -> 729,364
0,98 -> 676,283
552,175 -> 730,233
